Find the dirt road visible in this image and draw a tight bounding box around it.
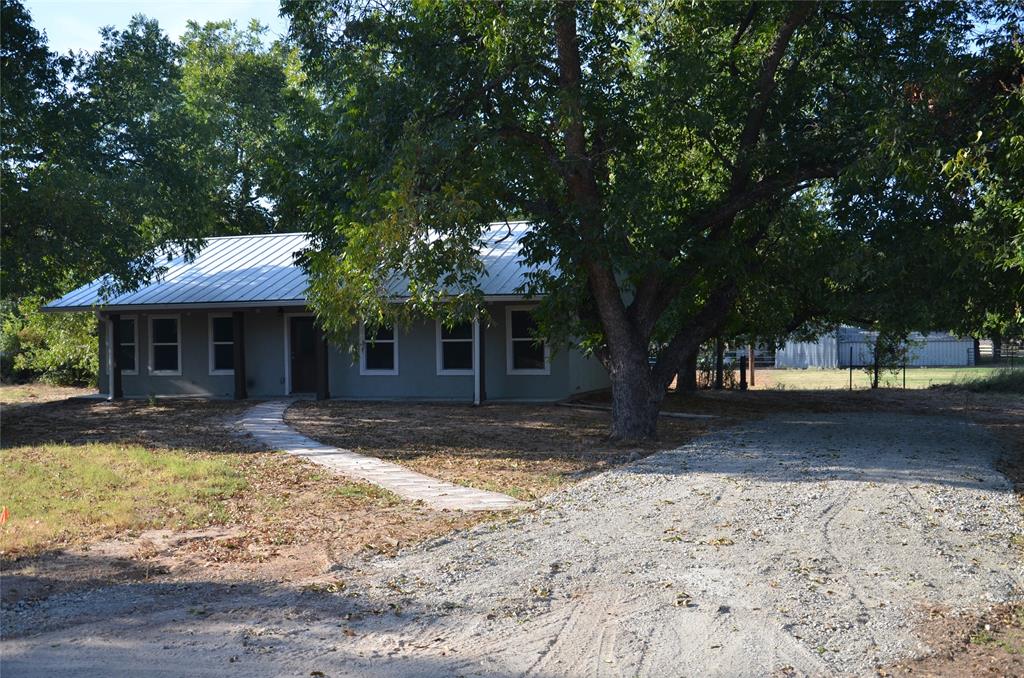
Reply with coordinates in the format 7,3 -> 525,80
4,413 -> 1021,676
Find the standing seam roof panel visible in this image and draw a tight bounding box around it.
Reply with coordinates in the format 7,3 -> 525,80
166,235 -> 304,304
147,236 -> 300,305
45,226 -> 554,309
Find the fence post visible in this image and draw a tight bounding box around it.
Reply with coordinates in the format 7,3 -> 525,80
739,355 -> 748,391
849,346 -> 853,391
714,337 -> 724,390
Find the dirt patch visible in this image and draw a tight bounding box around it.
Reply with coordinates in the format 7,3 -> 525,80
5,412 -> 1020,675
1,397 -> 486,608
1,396 -> 259,452
285,401 -> 708,500
0,383 -> 94,406
881,603 -> 1024,676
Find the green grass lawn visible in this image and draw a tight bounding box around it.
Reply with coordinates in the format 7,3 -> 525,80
0,443 -> 246,555
755,366 -> 1011,390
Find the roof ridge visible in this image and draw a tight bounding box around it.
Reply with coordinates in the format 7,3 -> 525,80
201,222 -> 532,242
201,232 -> 309,241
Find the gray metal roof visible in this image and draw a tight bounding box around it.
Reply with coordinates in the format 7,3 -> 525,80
45,222 -> 547,311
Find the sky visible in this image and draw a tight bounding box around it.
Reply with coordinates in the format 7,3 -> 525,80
26,0 -> 289,54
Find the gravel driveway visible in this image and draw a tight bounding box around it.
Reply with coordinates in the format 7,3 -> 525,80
4,413 -> 1022,676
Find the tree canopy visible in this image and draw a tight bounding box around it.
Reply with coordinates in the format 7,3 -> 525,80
283,0 -> 1023,438
1,1 -> 1021,435
0,2 -> 294,301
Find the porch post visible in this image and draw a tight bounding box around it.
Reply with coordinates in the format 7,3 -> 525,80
233,311 -> 247,400
109,313 -> 123,400
473,316 -> 481,405
314,323 -> 330,401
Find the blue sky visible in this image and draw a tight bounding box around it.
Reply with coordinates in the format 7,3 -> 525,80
26,0 -> 289,54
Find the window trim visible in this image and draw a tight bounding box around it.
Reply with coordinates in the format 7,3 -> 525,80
505,305 -> 550,375
435,319 -> 475,376
148,314 -> 182,376
114,315 -> 138,376
208,313 -> 235,376
359,321 -> 399,376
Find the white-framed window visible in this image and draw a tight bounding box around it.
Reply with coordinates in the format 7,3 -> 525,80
149,315 -> 181,375
208,314 -> 235,375
114,315 -> 138,375
436,319 -> 474,375
506,306 -> 550,375
360,322 -> 398,375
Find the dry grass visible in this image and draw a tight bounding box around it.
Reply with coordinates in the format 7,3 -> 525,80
0,394 -> 483,604
0,396 -> 259,452
0,442 -> 245,555
0,383 -> 93,406
285,401 -> 708,500
752,366 -> 1008,391
881,604 -> 1024,676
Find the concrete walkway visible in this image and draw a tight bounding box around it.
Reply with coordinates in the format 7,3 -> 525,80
239,400 -> 522,512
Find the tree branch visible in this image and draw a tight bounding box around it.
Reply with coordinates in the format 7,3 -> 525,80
627,163 -> 836,340
730,2 -> 814,194
629,3 -> 815,346
494,124 -> 564,176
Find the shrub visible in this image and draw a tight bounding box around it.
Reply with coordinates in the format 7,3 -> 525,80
1,298 -> 98,386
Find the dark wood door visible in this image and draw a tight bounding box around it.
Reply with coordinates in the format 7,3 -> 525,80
290,316 -> 317,393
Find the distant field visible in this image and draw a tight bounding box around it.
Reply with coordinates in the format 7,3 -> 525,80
752,366 -> 1009,390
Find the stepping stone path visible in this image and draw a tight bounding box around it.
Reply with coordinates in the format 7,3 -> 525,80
239,400 -> 523,512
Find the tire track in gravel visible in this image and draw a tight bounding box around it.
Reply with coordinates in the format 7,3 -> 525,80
3,413 -> 1021,677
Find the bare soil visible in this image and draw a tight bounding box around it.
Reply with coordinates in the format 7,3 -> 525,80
1,396 -> 481,607
4,411 -> 1020,676
0,383 -> 93,406
2,386 -> 1021,676
286,400 -> 708,499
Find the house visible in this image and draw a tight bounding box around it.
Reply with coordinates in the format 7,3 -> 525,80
43,222 -> 611,402
774,327 -> 975,369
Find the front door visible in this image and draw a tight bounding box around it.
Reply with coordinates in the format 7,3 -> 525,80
289,316 -> 317,393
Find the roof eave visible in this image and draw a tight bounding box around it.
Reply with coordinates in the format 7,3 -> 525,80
42,293 -> 542,314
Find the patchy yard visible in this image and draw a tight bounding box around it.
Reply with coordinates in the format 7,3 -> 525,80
0,393 -> 480,606
2,384 -> 1021,676
0,383 -> 93,406
285,401 -> 708,500
1,442 -> 245,555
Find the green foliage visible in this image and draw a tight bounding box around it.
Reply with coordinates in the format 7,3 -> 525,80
282,0 -> 1022,437
0,3 -> 297,303
863,332 -> 917,390
1,298 -> 98,385
940,10 -> 1024,340
180,20 -> 293,234
1,6 -> 213,300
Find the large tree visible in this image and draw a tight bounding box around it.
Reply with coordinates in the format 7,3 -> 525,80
180,20 -> 295,234
1,6 -> 296,302
284,1 -> 1018,438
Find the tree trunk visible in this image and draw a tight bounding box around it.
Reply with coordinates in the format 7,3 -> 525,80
973,337 -> 981,365
610,358 -> 662,441
677,350 -> 698,392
